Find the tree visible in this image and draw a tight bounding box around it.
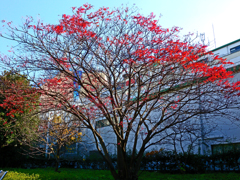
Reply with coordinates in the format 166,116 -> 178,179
0,71 -> 40,148
1,4 -> 240,179
0,71 -> 82,171
40,111 -> 82,172
6,71 -> 84,171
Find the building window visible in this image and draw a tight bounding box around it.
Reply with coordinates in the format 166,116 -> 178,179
211,142 -> 240,155
96,118 -> 110,128
230,45 -> 240,54
96,117 -> 120,128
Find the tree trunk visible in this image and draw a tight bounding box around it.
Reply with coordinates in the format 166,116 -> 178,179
55,143 -> 60,173
116,167 -> 139,180
55,158 -> 60,172
116,148 -> 140,180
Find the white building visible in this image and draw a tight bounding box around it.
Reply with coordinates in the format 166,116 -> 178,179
66,39 -> 240,157
200,39 -> 240,154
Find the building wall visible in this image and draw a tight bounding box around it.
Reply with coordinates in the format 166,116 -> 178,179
75,39 -> 240,156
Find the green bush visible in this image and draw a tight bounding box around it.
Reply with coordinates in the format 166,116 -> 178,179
3,168 -> 114,180
141,150 -> 240,173
4,171 -> 40,180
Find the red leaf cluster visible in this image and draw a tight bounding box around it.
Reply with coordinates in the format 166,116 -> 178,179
0,79 -> 39,118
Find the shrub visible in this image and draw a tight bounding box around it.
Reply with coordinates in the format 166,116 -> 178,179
4,171 -> 40,180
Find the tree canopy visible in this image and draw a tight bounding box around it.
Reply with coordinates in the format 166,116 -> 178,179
0,71 -> 40,147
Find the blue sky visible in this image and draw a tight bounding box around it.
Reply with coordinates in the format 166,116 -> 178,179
0,0 -> 239,54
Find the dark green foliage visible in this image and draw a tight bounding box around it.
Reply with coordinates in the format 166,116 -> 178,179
1,150 -> 240,174
141,150 -> 240,173
0,145 -> 46,168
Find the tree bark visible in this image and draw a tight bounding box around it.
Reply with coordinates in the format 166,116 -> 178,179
55,143 -> 60,173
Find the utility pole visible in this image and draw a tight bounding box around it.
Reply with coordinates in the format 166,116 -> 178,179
212,24 -> 216,48
198,33 -> 206,155
198,87 -> 205,155
45,112 -> 50,158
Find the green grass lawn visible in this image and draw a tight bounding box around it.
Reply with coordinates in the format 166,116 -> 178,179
2,168 -> 240,180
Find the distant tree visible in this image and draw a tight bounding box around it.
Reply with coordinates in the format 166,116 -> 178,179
40,111 -> 82,172
1,4 -> 240,180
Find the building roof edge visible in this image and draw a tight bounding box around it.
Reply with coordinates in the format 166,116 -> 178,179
211,38 -> 240,52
